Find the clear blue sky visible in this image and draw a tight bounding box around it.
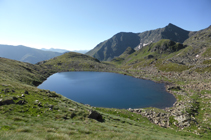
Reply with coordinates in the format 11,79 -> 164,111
0,0 -> 210,51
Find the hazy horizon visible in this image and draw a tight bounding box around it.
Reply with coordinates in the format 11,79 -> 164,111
0,0 -> 210,51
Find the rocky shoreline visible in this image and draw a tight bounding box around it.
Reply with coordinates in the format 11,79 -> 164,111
123,66 -> 204,129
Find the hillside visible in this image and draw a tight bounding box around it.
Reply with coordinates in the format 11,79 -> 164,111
112,39 -> 187,66
109,27 -> 211,138
37,52 -> 118,72
1,26 -> 211,139
0,45 -> 62,64
0,54 -> 205,139
86,32 -> 140,61
86,23 -> 196,61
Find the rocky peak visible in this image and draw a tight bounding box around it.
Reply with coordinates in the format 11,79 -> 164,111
165,23 -> 184,31
167,23 -> 177,27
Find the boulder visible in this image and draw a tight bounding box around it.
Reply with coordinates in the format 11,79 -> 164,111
147,55 -> 154,59
168,86 -> 181,91
16,100 -> 27,105
3,88 -> 10,94
0,98 -> 15,106
24,90 -> 29,95
88,110 -> 104,122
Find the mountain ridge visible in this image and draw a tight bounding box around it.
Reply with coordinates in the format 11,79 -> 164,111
41,48 -> 89,54
0,44 -> 62,64
86,23 -> 196,61
1,25 -> 211,139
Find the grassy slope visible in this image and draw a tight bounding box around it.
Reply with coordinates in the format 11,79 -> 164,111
38,52 -> 117,72
110,37 -> 211,138
0,52 -> 205,139
112,39 -> 190,71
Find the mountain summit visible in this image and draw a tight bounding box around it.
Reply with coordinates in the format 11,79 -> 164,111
86,24 -> 196,61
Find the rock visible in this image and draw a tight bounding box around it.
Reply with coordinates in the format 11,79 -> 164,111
71,113 -> 76,118
147,55 -> 154,59
49,105 -> 54,109
85,104 -> 91,107
88,110 -> 104,122
38,102 -> 43,107
13,96 -> 18,100
16,100 -> 27,105
128,108 -> 134,112
168,86 -> 181,91
48,91 -> 59,97
174,114 -> 191,127
24,91 -> 29,95
34,100 -> 39,104
69,108 -> 75,111
3,88 -> 9,93
0,98 -> 15,106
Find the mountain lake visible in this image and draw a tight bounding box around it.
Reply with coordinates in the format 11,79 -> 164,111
38,72 -> 176,109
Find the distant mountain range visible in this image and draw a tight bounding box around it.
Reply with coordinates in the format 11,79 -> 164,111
41,48 -> 70,53
0,45 -> 62,64
86,23 -> 197,61
41,48 -> 89,54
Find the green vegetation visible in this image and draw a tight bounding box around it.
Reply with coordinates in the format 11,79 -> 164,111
38,52 -> 116,72
202,47 -> 211,57
0,56 -> 205,139
1,25 -> 211,139
202,59 -> 211,64
156,62 -> 192,72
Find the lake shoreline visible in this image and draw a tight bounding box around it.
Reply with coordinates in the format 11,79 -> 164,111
38,71 -> 176,109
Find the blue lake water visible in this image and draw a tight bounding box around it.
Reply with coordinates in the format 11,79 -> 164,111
38,72 -> 176,109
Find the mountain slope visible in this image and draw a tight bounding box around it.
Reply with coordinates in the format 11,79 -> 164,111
86,32 -> 140,61
136,23 -> 196,49
0,57 -> 52,86
112,39 -> 187,67
1,25 -> 211,139
0,45 -> 62,64
37,51 -> 117,72
166,25 -> 211,65
111,47 -> 135,64
0,57 -> 205,140
86,23 -> 196,61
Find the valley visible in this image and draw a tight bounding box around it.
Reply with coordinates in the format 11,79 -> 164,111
0,24 -> 211,139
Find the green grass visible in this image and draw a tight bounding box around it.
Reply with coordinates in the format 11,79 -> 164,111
1,51 -> 211,139
203,59 -> 211,64
156,62 -> 193,72
195,66 -> 211,73
202,47 -> 211,57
